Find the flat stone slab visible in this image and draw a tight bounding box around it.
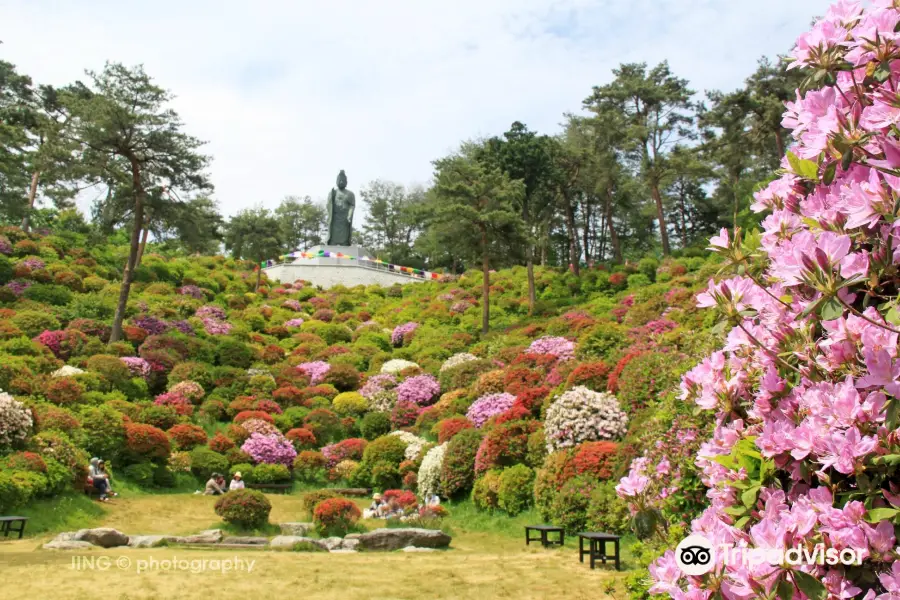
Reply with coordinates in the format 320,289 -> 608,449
127,535 -> 167,548
269,536 -> 327,551
222,536 -> 268,545
43,540 -> 95,550
173,529 -> 224,544
401,546 -> 437,552
74,528 -> 129,548
279,522 -> 314,536
356,528 -> 451,551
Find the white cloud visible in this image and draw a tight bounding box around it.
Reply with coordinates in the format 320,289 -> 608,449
1,0 -> 832,217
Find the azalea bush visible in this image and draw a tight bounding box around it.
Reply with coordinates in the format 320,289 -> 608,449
240,433 -> 297,467
214,489 -> 271,528
313,497 -> 361,536
544,387 -> 628,452
466,392 -> 516,428
416,442 -> 447,497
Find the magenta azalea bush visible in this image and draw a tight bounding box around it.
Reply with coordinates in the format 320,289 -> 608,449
359,373 -> 397,399
284,318 -> 305,328
634,4 -> 900,597
298,361 -> 330,385
178,285 -> 204,299
241,433 -> 297,467
121,357 -> 151,378
466,392 -> 516,428
395,374 -> 440,406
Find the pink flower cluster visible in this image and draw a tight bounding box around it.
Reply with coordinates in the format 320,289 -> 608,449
153,392 -> 193,416
641,4 -> 900,597
241,433 -> 297,466
284,318 -> 305,328
178,285 -> 204,299
391,322 -> 419,346
526,336 -> 575,361
297,361 -> 330,385
282,299 -> 302,311
0,238 -> 10,255
20,257 -> 45,270
201,316 -> 232,336
395,374 -> 440,406
466,392 -> 516,428
196,305 -> 227,320
168,381 -> 204,403
121,357 -> 151,378
359,373 -> 397,399
5,281 -> 31,296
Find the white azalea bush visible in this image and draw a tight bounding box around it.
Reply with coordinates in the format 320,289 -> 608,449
381,359 -> 419,374
544,386 -> 628,452
440,353 -> 478,372
416,442 -> 447,497
51,365 -> 84,378
389,430 -> 428,461
0,392 -> 33,450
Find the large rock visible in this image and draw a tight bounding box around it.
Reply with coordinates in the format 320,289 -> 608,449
73,528 -> 129,548
340,538 -> 360,552
43,540 -> 95,550
174,529 -> 223,544
356,528 -> 451,551
319,537 -> 344,551
127,535 -> 168,548
279,522 -> 314,536
269,536 -> 326,551
222,536 -> 268,545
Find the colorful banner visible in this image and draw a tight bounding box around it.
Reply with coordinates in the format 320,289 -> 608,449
267,251 -> 442,280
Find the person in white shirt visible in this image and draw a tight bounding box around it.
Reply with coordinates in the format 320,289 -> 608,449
229,472 -> 245,491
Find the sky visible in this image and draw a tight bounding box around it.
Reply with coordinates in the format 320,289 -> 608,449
1,0 -> 833,218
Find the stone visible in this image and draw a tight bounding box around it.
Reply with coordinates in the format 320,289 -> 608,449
279,522 -> 314,536
127,535 -> 167,548
329,548 -> 358,553
73,528 -> 129,548
341,538 -> 360,551
43,540 -> 95,550
50,532 -> 78,543
355,528 -> 451,552
269,536 -> 327,551
174,529 -> 224,544
222,536 -> 268,545
401,546 -> 436,552
319,537 -> 344,551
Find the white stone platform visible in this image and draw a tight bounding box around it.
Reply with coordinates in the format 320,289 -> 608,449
263,245 -> 426,289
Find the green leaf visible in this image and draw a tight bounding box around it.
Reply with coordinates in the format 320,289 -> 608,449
874,454 -> 900,467
823,161 -> 837,185
793,570 -> 828,600
887,398 -> 899,431
801,296 -> 827,318
865,507 -> 900,523
734,516 -> 751,529
821,297 -> 844,320
741,486 -> 760,509
842,149 -> 854,171
777,578 -> 795,600
886,306 -> 900,326
786,151 -> 819,180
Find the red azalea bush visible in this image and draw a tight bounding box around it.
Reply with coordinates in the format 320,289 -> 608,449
3,451 -> 48,473
209,432 -> 235,453
254,399 -> 283,415
513,386 -> 550,415
502,367 -> 543,396
167,423 -> 208,450
124,423 -> 171,463
313,497 -> 361,536
234,410 -> 275,425
571,441 -> 619,480
606,351 -> 642,393
272,386 -> 304,407
302,409 -> 342,445
286,427 -> 317,451
44,378 -> 85,406
214,489 -> 271,528
433,416 -> 474,444
382,489 -> 417,509
33,404 -> 80,432
565,361 -> 610,392
474,420 -> 539,474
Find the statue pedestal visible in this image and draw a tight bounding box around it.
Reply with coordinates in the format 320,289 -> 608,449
291,245 -> 371,265
265,244 -> 424,289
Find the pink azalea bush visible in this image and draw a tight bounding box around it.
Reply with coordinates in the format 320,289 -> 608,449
391,321 -> 419,346
297,361 -> 330,385
282,299 -> 302,311
0,392 -> 33,450
168,381 -> 205,404
153,392 -> 193,416
201,316 -> 232,336
466,392 -> 516,428
178,285 -> 204,299
195,305 -> 227,320
635,4 -> 900,597
284,318 -> 305,328
395,374 -> 440,406
121,357 -> 151,378
527,336 -> 575,361
359,373 -> 397,399
241,432 -> 297,466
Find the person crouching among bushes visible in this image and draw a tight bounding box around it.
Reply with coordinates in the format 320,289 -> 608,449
203,473 -> 227,495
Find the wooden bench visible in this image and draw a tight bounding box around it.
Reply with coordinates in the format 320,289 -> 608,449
525,524 -> 565,548
0,517 -> 28,540
577,532 -> 621,570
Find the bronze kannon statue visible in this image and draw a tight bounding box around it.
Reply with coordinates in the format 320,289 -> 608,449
326,170 -> 355,246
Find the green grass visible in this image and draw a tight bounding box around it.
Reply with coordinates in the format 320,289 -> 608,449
11,493 -> 106,537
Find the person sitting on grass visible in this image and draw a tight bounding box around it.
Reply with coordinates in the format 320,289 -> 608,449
364,493 -> 384,518
424,492 -> 441,507
204,472 -> 226,495
88,457 -> 115,501
98,460 -> 118,497
229,471 -> 245,491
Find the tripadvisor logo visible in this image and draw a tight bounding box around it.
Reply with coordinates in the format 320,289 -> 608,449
675,534 -> 865,575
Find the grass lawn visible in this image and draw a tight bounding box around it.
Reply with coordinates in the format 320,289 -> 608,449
0,489 -> 634,600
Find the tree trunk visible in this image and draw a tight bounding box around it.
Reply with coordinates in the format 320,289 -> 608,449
678,185 -> 689,248
255,264 -> 262,292
480,227 -> 490,335
650,183 -> 671,255
110,160 -> 145,344
580,195 -> 591,266
598,209 -> 607,262
604,185 -> 622,263
136,227 -> 150,269
731,171 -> 741,229
774,129 -> 785,159
21,171 -> 40,232
526,257 -> 536,315
563,193 -> 580,276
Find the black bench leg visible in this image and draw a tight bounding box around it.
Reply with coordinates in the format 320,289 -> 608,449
525,529 -> 530,545
541,531 -> 548,547
615,539 -> 620,571
601,540 -> 607,564
579,536 -> 584,562
590,540 -> 596,569
17,521 -> 25,539
559,531 -> 565,547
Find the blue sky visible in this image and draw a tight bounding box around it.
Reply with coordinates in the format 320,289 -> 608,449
1,0 -> 832,217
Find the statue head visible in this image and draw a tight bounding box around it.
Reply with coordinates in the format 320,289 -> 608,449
336,170 -> 347,190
